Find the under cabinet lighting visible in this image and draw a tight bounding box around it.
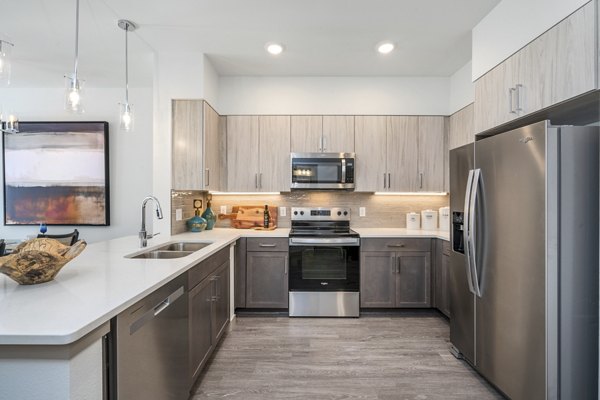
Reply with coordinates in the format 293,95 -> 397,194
209,192 -> 281,196
374,192 -> 448,196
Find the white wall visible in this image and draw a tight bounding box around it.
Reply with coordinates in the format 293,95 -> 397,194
472,0 -> 589,81
202,56 -> 220,109
0,87 -> 153,243
218,76 -> 450,115
448,61 -> 474,114
153,52 -> 207,235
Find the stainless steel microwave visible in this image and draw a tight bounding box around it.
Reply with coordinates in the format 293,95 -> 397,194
290,152 -> 355,190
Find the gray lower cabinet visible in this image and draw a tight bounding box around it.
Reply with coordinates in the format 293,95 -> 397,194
188,248 -> 230,386
434,239 -> 451,317
245,238 -> 289,309
360,238 -> 431,308
234,238 -> 247,309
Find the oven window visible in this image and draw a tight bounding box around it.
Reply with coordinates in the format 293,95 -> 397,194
292,159 -> 342,183
301,247 -> 347,280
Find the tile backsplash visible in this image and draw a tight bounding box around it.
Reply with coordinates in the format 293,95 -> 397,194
171,190 -> 448,234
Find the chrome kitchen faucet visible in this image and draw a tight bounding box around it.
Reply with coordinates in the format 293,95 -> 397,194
139,196 -> 163,247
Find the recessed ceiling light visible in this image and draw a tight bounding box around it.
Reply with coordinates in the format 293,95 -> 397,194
376,41 -> 395,54
265,42 -> 284,55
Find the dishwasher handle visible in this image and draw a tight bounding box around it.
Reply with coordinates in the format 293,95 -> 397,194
129,286 -> 185,335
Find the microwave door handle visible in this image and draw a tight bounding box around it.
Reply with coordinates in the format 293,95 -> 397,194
341,158 -> 346,183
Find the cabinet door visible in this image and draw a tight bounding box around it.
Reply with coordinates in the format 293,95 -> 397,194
189,277 -> 214,382
387,116 -> 419,191
396,251 -> 431,307
291,115 -> 322,153
360,251 -> 396,308
212,261 -> 230,343
259,116 -> 291,192
203,102 -> 222,191
355,116 -> 387,192
418,116 -> 445,192
172,100 -> 203,190
234,238 -> 247,309
227,116 -> 259,191
323,116 -> 354,153
449,104 -> 474,150
441,252 -> 451,317
246,252 -> 289,308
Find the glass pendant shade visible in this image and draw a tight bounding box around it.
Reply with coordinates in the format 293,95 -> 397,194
65,74 -> 84,113
0,40 -> 14,86
0,108 -> 19,134
119,102 -> 134,131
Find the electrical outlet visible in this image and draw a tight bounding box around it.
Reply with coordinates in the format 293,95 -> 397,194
220,205 -> 227,214
279,207 -> 286,217
175,208 -> 183,221
359,207 -> 366,217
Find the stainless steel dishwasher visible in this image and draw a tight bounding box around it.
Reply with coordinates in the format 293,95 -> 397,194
113,274 -> 189,400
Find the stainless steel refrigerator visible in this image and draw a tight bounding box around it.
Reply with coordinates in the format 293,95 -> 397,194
449,120 -> 599,400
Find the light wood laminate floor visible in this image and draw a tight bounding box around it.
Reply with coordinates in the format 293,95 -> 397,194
192,314 -> 504,399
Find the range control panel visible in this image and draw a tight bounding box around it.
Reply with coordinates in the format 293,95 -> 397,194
291,207 -> 351,221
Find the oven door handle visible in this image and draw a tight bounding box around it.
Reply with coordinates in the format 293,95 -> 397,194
289,237 -> 360,246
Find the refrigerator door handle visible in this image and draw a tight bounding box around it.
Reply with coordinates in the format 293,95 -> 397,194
469,168 -> 482,297
463,169 -> 476,295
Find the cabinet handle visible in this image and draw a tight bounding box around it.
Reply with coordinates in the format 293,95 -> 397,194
515,84 -> 523,113
205,168 -> 210,187
284,257 -> 288,275
397,258 -> 401,274
420,172 -> 423,189
255,173 -> 258,189
210,276 -> 218,302
509,87 -> 516,114
259,173 -> 263,189
383,173 -> 387,189
387,243 -> 405,248
388,173 -> 391,190
259,243 -> 277,247
323,136 -> 327,151
391,255 -> 396,273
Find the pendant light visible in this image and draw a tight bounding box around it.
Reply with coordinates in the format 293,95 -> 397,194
64,0 -> 84,113
117,19 -> 136,132
0,39 -> 18,134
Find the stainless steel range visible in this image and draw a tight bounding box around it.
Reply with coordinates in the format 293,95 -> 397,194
288,207 -> 360,317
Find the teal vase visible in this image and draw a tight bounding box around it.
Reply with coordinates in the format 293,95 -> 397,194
187,211 -> 207,232
202,202 -> 217,230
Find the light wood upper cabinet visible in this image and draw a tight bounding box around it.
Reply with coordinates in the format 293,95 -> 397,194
387,116 -> 419,192
449,104 -> 474,150
355,116 -> 387,192
226,116 -> 260,192
474,1 -> 596,134
291,116 -> 322,153
172,100 -> 203,190
290,115 -> 354,153
258,116 -> 291,192
417,116 -> 445,192
203,102 -> 223,192
322,116 -> 355,153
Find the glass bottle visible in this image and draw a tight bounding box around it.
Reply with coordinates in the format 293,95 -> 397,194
201,201 -> 217,230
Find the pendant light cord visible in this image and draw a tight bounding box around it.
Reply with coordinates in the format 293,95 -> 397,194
73,0 -> 80,80
125,22 -> 129,104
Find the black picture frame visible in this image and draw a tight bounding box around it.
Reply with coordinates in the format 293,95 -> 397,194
2,121 -> 110,226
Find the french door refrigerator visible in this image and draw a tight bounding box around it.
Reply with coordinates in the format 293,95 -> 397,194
449,120 -> 599,400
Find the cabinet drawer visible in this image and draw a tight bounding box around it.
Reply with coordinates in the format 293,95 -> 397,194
189,247 -> 230,289
247,237 -> 289,252
361,238 -> 431,252
441,240 -> 451,256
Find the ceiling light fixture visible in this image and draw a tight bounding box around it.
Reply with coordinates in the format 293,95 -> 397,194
376,41 -> 395,54
117,19 -> 137,132
64,0 -> 84,113
265,42 -> 284,56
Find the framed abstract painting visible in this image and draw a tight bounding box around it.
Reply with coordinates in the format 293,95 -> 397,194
3,121 -> 110,225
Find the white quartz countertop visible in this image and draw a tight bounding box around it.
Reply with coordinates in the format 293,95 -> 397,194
0,228 -> 289,346
0,226 -> 450,346
353,228 -> 450,241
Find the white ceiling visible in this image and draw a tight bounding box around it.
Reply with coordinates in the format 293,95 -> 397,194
1,0 -> 500,87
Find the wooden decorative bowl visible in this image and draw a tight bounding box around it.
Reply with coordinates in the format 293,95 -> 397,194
0,238 -> 87,285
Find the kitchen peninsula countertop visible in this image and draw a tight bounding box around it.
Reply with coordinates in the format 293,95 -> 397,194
0,227 -> 450,346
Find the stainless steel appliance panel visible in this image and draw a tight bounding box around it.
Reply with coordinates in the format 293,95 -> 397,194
473,122 -> 546,400
448,143 -> 475,364
289,291 -> 359,317
115,274 -> 189,400
291,152 -> 355,190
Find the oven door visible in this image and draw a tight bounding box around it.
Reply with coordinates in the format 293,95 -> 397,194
288,237 -> 360,292
291,153 -> 354,190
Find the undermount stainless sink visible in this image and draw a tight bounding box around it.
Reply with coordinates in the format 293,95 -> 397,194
126,241 -> 213,259
157,242 -> 212,252
129,250 -> 193,259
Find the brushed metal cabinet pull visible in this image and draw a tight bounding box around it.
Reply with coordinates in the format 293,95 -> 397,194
515,83 -> 523,113
206,168 -> 210,187
397,257 -> 401,274
255,173 -> 258,189
387,243 -> 405,248
388,173 -> 391,190
259,173 -> 263,189
390,255 -> 396,273
383,173 -> 387,189
420,172 -> 423,189
509,87 -> 516,114
259,243 -> 277,247
284,257 -> 288,275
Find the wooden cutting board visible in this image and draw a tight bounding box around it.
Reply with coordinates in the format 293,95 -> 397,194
219,205 -> 278,229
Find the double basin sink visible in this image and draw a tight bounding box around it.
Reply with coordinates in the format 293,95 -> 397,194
127,241 -> 213,259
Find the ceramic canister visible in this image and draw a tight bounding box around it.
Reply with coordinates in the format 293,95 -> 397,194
421,209 -> 438,230
406,212 -> 420,230
439,206 -> 450,231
